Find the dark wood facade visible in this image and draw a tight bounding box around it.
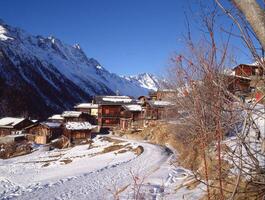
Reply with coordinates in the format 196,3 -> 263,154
144,101 -> 175,120
227,75 -> 251,94
233,64 -> 264,77
63,129 -> 92,143
98,105 -> 122,128
119,106 -> 143,130
94,96 -> 136,129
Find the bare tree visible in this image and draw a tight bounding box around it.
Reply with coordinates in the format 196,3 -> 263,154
231,0 -> 265,50
166,1 -> 265,199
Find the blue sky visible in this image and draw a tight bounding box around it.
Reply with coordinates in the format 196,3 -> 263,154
0,0 -> 254,76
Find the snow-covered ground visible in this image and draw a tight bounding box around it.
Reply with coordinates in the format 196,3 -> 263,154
0,135 -> 204,199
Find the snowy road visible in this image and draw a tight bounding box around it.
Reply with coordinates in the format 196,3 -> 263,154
0,136 -> 204,199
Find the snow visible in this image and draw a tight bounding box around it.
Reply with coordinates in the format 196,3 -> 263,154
102,96 -> 133,103
65,122 -> 96,130
74,103 -> 98,109
222,103 -> 265,179
123,73 -> 161,91
0,25 -> 13,41
123,104 -> 142,111
61,111 -> 82,118
48,114 -> 64,121
0,136 -> 204,199
41,122 -> 62,128
0,117 -> 25,127
0,21 -> 152,99
96,65 -> 103,70
152,100 -> 174,106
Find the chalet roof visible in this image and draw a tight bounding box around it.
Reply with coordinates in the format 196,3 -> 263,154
0,117 -> 26,128
40,122 -> 62,128
94,95 -> 135,105
232,58 -> 264,70
48,114 -> 64,120
122,104 -> 142,112
61,111 -> 82,118
74,103 -> 98,109
147,100 -> 174,108
65,122 -> 96,130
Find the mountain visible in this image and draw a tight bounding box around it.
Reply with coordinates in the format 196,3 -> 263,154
0,20 -> 150,118
122,73 -> 164,91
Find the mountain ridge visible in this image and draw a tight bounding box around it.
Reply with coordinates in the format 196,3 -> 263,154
0,20 -> 158,118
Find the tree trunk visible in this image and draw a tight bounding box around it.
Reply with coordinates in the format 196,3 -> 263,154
232,0 -> 265,50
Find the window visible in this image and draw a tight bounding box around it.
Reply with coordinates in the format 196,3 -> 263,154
105,109 -> 110,114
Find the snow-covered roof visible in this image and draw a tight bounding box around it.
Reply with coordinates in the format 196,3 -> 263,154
233,58 -> 265,68
148,100 -> 174,107
123,104 -> 142,112
48,114 -> 64,120
94,95 -> 135,105
41,122 -> 62,128
0,117 -> 25,128
102,96 -> 133,103
74,103 -> 98,109
62,111 -> 82,118
65,122 -> 96,130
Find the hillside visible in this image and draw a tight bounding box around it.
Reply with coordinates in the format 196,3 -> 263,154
0,20 -> 154,118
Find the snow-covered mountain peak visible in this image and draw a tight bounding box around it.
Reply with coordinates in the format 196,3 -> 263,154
73,44 -> 81,50
122,73 -> 162,91
0,24 -> 13,41
0,21 -> 153,118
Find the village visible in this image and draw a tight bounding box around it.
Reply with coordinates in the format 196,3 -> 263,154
1,0 -> 265,198
0,91 -> 176,158
0,61 -> 264,159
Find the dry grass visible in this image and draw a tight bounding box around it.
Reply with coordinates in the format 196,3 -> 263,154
42,163 -> 50,167
101,137 -> 123,144
101,145 -> 125,154
60,158 -> 72,165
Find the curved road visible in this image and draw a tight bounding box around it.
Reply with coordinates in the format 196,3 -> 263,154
7,139 -> 170,200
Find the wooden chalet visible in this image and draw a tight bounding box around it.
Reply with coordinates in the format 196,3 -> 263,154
64,122 -> 96,143
25,122 -> 63,144
233,64 -> 264,78
94,96 -> 136,128
149,90 -> 178,101
74,103 -> 98,116
144,100 -> 174,120
227,75 -> 252,95
0,117 -> 34,137
120,104 -> 144,130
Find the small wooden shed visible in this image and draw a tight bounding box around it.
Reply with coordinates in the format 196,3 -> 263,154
120,104 -> 144,130
25,122 -> 63,144
144,100 -> 174,120
64,122 -> 96,143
